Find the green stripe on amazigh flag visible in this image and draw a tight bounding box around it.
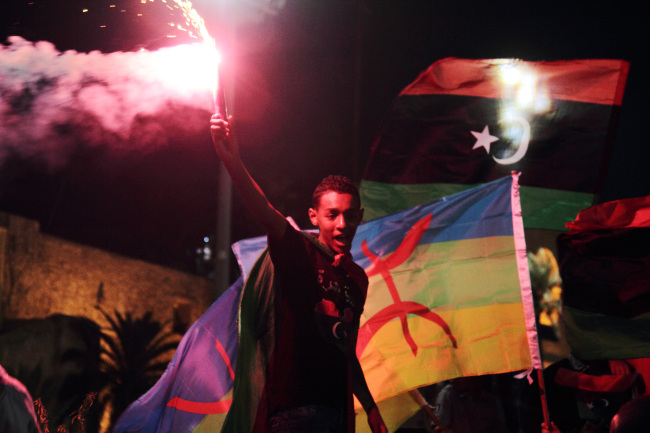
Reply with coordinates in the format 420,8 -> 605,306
362,236 -> 522,321
360,180 -> 593,231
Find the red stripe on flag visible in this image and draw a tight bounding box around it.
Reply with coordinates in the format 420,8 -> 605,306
163,337 -> 235,415
565,195 -> 650,233
554,366 -> 638,393
364,213 -> 433,278
166,397 -> 232,414
356,301 -> 457,359
361,213 -> 434,355
215,338 -> 235,380
400,58 -> 629,106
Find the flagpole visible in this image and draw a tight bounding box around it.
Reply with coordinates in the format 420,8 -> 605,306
537,369 -> 551,428
529,292 -> 551,429
214,24 -> 234,299
408,389 -> 445,430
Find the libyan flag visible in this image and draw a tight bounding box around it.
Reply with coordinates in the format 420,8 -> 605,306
557,195 -> 650,361
361,57 -> 629,231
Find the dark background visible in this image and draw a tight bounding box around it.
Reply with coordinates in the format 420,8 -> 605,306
1,0 -> 649,279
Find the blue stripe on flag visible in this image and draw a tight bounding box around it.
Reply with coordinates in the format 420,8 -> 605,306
352,177 -> 512,269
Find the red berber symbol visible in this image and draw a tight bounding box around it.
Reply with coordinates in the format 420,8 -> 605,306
357,213 -> 457,357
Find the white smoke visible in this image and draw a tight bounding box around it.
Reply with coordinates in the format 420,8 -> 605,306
0,36 -> 217,169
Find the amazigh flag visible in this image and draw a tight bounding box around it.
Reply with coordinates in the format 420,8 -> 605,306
230,175 -> 540,432
361,57 -> 629,230
113,278 -> 242,433
352,174 -> 539,432
557,195 -> 650,361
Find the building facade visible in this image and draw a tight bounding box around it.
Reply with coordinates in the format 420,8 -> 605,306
0,212 -> 215,332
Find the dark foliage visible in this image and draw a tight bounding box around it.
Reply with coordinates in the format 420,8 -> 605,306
98,309 -> 179,429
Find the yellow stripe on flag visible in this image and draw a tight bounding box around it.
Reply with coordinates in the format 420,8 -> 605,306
355,391 -> 421,433
358,302 -> 530,404
191,389 -> 232,433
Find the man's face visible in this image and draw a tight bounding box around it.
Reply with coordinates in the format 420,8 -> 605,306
308,191 -> 363,255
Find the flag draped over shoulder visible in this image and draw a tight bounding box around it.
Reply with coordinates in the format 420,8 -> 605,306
218,248 -> 277,433
361,57 -> 629,230
113,278 -> 243,433
557,195 -> 650,360
231,175 -> 540,432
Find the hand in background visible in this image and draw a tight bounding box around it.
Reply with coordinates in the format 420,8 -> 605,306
541,421 -> 561,433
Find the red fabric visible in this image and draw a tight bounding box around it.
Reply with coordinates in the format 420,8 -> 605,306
566,195 -> 650,233
400,58 -> 629,105
625,358 -> 650,396
554,366 -> 638,393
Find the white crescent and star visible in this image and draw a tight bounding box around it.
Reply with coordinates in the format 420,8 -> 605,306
470,116 -> 531,165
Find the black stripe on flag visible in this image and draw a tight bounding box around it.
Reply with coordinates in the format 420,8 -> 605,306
364,94 -> 619,194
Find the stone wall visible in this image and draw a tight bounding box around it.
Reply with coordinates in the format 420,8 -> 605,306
0,212 -> 215,332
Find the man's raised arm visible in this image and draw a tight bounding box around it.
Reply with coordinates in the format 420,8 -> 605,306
210,114 -> 287,240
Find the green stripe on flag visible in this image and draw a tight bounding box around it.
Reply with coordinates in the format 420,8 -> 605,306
360,180 -> 470,222
563,306 -> 650,360
363,236 -> 522,318
360,180 -> 593,231
520,186 -> 594,231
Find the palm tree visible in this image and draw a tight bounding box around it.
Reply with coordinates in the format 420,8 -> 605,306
98,309 -> 179,430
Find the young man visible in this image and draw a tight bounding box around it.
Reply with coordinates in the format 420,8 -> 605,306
210,114 -> 386,433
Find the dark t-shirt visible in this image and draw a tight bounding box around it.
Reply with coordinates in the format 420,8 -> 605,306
266,224 -> 368,413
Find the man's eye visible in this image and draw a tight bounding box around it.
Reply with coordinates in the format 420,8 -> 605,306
345,211 -> 361,222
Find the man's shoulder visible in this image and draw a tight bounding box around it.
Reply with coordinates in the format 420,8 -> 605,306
268,222 -> 309,253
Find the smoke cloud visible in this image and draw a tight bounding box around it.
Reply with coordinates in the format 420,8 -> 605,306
0,36 -> 217,169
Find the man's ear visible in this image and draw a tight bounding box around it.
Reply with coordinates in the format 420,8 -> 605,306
308,208 -> 318,227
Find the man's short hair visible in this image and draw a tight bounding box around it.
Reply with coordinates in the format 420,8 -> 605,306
312,175 -> 361,209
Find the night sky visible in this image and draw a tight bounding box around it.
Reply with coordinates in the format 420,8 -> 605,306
1,0 -> 649,279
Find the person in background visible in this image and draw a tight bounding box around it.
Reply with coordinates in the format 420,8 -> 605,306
433,376 -> 508,433
0,364 -> 41,433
